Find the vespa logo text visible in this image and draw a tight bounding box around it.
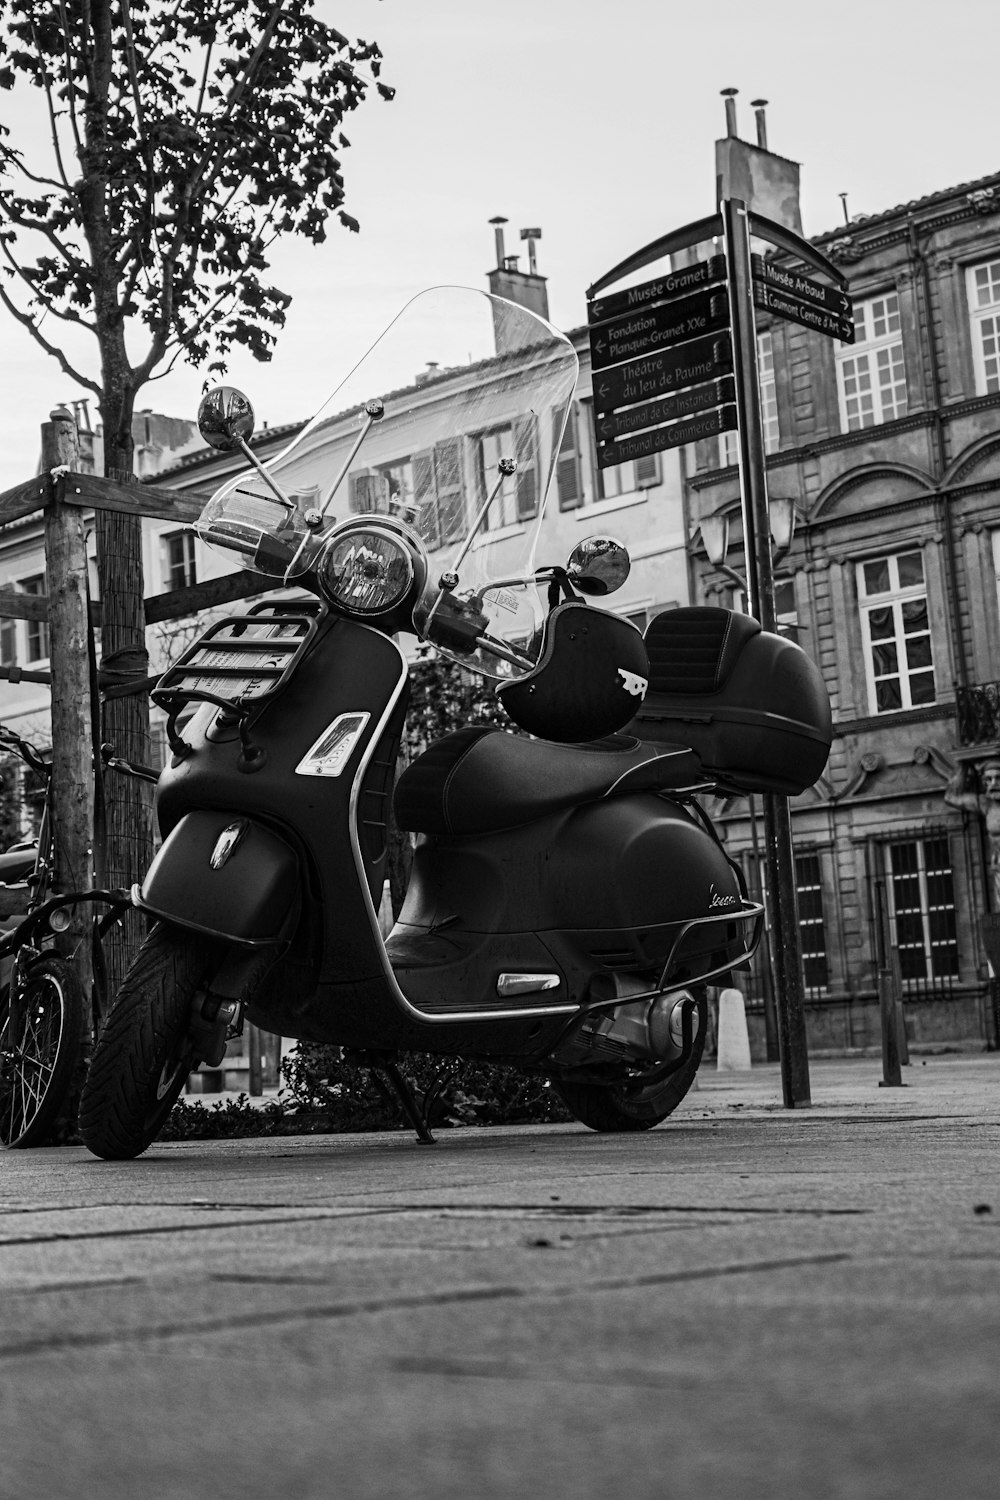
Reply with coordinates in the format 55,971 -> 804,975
618,669 -> 648,699
708,884 -> 739,910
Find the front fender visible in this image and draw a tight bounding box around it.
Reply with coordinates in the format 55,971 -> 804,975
138,810 -> 299,945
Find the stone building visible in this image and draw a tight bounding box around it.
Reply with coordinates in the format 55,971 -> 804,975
685,167 -> 1000,1053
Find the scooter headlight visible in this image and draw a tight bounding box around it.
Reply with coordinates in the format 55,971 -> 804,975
317,526 -> 414,616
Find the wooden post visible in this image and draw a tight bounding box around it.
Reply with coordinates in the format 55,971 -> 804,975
247,1023 -> 263,1096
40,407 -> 95,998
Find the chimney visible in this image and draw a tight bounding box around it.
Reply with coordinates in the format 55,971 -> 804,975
486,216 -> 549,347
715,90 -> 803,234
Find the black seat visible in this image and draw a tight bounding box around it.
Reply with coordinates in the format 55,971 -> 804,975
394,726 -> 706,836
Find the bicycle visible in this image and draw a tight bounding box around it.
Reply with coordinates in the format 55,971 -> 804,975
0,724 -> 147,1147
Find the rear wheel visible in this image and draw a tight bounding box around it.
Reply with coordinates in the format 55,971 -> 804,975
553,988 -> 707,1132
0,954 -> 85,1148
79,926 -> 220,1160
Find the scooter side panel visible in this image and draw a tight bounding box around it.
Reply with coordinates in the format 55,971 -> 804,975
140,810 -> 298,944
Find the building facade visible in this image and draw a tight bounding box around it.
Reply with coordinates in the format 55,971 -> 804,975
685,169 -> 1000,1052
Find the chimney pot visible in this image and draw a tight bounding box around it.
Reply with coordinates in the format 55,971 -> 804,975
749,98 -> 768,150
720,87 -> 738,138
489,215 -> 508,268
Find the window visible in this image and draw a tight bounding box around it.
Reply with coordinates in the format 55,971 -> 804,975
475,419 -> 538,530
718,331 -> 777,466
731,578 -> 797,632
408,440 -> 465,551
597,450 -> 660,501
352,462 -> 418,526
968,259 -> 1000,395
758,330 -> 779,453
837,293 -> 907,430
555,405 -> 584,511
858,550 -> 936,712
161,530 -> 197,592
885,836 -> 958,980
21,575 -> 48,663
795,850 -> 828,992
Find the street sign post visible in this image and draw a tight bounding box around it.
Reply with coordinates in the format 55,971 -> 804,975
587,254 -> 726,325
750,253 -> 853,318
597,403 -> 736,469
753,281 -> 854,343
589,286 -> 729,371
595,375 -> 735,443
586,199 -> 856,1110
592,332 -> 733,419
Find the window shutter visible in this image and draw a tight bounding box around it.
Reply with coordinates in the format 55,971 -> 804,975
434,439 -> 465,542
412,450 -> 439,550
514,416 -> 539,521
555,405 -> 583,510
350,470 -> 376,513
635,452 -> 661,489
0,618 -> 16,668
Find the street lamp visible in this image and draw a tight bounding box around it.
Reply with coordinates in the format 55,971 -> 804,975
699,497 -> 797,587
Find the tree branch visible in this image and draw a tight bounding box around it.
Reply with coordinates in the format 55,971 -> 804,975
0,282 -> 100,396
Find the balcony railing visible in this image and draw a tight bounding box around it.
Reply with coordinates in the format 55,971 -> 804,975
955,682 -> 1000,745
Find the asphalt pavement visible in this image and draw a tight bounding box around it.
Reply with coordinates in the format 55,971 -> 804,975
2,1054 -> 1000,1500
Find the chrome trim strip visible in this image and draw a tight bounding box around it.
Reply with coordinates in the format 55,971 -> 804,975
346,626 -> 576,1025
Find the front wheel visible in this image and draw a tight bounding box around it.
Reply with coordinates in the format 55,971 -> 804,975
552,988 -> 707,1132
79,926 -> 221,1160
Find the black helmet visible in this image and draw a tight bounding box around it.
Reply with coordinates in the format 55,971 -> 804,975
497,601 -> 649,743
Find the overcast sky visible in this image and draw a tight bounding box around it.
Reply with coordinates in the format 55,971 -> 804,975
0,0 -> 996,492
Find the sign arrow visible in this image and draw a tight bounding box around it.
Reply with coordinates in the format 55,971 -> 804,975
588,287 -> 729,372
597,404 -> 737,470
593,332 -> 733,416
753,282 -> 854,343
588,254 -> 726,326
751,253 -> 854,320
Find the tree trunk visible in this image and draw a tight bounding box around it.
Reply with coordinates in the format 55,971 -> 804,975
96,400 -> 154,999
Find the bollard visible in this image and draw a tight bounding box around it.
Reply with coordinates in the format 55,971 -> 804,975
716,986 -> 753,1071
878,968 -> 905,1087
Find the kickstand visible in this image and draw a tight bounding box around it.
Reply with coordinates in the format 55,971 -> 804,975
374,1059 -> 437,1145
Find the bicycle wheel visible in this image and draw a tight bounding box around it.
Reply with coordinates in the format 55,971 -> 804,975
0,954 -> 86,1148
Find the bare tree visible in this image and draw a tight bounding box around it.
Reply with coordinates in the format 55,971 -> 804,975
0,0 -> 391,977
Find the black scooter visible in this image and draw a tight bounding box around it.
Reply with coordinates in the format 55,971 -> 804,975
80,288 -> 831,1158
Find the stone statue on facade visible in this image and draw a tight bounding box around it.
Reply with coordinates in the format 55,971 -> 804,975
944,758 -> 1000,910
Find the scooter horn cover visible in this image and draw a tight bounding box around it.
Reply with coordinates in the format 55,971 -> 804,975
496,600 -> 649,743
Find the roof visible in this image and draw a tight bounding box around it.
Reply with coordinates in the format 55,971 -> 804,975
811,167 -> 1000,243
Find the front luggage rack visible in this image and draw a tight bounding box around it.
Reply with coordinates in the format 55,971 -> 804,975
152,599 -> 323,761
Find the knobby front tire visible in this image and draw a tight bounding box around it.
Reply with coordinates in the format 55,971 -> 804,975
0,954 -> 85,1149
552,988 -> 708,1132
79,926 -> 220,1161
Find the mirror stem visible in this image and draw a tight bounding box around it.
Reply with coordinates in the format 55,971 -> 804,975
234,436 -> 295,510
318,399 -> 385,519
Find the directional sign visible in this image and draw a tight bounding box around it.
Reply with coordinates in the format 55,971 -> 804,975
595,376 -> 735,443
587,254 -> 727,326
597,404 -> 737,470
589,287 -> 729,372
753,281 -> 854,343
592,333 -> 733,417
751,254 -> 853,319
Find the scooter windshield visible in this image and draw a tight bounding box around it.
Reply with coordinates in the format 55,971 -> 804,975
196,287 -> 579,681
